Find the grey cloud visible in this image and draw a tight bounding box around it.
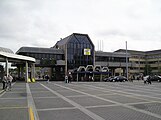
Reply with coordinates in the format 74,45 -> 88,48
97,30 -> 125,37
1,0 -> 161,52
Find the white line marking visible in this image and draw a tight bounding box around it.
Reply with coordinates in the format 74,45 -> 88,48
39,83 -> 105,120
37,106 -> 77,111
54,83 -> 161,119
84,84 -> 161,102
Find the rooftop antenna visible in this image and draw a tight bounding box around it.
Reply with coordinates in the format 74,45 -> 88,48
102,40 -> 103,51
97,40 -> 99,51
100,40 -> 103,51
98,40 -> 103,51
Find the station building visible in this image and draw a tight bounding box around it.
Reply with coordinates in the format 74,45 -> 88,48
15,33 -> 161,81
16,33 -> 130,81
116,49 -> 161,75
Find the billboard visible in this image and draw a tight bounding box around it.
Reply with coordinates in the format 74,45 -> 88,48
84,48 -> 91,55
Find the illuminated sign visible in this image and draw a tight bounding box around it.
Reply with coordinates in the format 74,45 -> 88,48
84,48 -> 91,55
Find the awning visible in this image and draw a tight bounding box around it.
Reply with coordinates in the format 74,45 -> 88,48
0,51 -> 35,62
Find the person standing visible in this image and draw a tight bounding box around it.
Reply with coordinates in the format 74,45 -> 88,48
65,75 -> 68,83
2,74 -> 7,90
7,74 -> 13,91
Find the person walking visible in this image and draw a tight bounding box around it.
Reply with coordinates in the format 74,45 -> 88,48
45,74 -> 50,83
2,74 -> 7,90
7,74 -> 13,91
68,74 -> 73,83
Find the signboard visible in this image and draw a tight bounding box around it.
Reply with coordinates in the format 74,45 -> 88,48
84,48 -> 91,55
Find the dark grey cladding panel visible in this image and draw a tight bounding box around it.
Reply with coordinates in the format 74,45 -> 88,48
95,51 -> 130,57
16,47 -> 64,54
54,33 -> 94,48
146,49 -> 161,55
56,35 -> 71,46
95,51 -> 112,56
115,49 -> 161,57
115,49 -> 145,55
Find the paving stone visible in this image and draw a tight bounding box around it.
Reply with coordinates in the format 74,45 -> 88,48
88,106 -> 161,120
38,109 -> 93,120
0,98 -> 27,107
32,91 -> 58,98
132,102 -> 161,116
34,98 -> 74,109
68,96 -> 114,107
0,108 -> 29,120
99,94 -> 147,104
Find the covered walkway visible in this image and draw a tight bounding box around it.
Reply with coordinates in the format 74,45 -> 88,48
74,65 -> 110,82
0,47 -> 35,82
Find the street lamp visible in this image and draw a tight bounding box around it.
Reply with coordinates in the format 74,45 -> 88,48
126,41 -> 128,81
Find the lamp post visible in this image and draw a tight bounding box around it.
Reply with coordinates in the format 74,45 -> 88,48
126,41 -> 128,81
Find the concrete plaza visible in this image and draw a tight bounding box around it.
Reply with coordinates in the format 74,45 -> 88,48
0,81 -> 161,120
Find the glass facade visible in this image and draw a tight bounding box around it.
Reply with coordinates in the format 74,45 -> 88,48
24,53 -> 64,66
67,34 -> 94,69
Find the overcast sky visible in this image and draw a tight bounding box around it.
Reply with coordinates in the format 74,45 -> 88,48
0,0 -> 161,53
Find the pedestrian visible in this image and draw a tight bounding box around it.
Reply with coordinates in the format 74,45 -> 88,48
143,75 -> 149,84
7,74 -> 13,91
143,77 -> 147,84
68,74 -> 73,83
92,76 -> 94,81
45,74 -> 50,83
147,76 -> 152,84
2,74 -> 7,90
65,75 -> 68,83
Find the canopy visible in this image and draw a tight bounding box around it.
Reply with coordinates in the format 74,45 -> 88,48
0,51 -> 35,62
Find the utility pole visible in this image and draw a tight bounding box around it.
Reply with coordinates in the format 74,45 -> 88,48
126,41 -> 128,81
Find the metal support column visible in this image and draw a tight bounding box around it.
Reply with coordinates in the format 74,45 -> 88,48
26,61 -> 28,82
100,73 -> 102,82
77,73 -> 78,82
20,66 -> 24,78
31,63 -> 35,79
17,65 -> 20,78
126,41 -> 128,81
5,58 -> 9,76
65,44 -> 68,76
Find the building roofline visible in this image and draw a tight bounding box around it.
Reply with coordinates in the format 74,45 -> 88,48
16,46 -> 64,54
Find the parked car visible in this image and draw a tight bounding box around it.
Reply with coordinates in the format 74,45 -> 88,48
149,75 -> 161,82
103,76 -> 114,82
113,76 -> 127,82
